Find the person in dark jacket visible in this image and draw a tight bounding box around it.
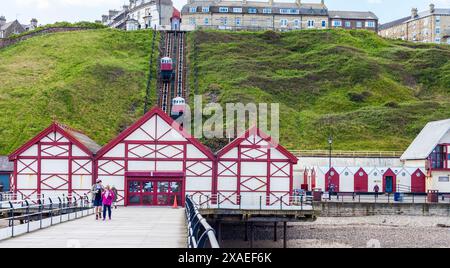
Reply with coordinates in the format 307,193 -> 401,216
92,179 -> 104,220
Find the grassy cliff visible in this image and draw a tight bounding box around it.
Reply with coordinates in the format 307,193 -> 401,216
188,30 -> 450,151
0,29 -> 157,154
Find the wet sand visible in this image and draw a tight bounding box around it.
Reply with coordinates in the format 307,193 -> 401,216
220,216 -> 450,248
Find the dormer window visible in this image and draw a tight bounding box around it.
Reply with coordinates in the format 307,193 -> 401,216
190,7 -> 197,13
219,7 -> 229,13
202,6 -> 210,13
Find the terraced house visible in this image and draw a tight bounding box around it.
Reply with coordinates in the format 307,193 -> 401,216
181,0 -> 378,31
101,0 -> 174,30
379,4 -> 450,44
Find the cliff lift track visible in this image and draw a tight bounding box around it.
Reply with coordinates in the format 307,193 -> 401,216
158,31 -> 187,115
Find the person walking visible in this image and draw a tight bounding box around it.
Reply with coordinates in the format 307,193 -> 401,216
92,179 -> 104,220
111,186 -> 118,209
102,185 -> 115,221
374,184 -> 380,199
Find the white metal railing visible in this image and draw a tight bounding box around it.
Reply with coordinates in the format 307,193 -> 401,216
289,150 -> 403,158
191,194 -> 314,211
0,194 -> 94,240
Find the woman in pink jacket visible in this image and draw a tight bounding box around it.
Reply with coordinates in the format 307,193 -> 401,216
102,185 -> 115,221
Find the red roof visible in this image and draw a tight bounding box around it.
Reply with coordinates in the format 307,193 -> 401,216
217,126 -> 298,164
9,122 -> 100,161
171,8 -> 181,19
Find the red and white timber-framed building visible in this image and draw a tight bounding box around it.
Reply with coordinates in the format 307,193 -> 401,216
8,107 -> 299,207
216,127 -> 298,207
94,107 -> 215,206
8,123 -> 100,200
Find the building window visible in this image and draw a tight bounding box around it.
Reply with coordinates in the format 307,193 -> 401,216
294,19 -> 300,28
189,18 -> 196,25
221,17 -> 228,25
356,21 -> 362,28
431,145 -> 446,169
345,21 -> 351,28
202,6 -> 210,13
251,18 -> 257,26
248,8 -> 257,14
204,18 -> 209,25
436,27 -> 441,34
435,38 -> 441,43
366,21 -> 375,28
233,8 -> 242,13
439,176 -> 449,182
263,8 -> 272,14
190,7 -> 197,13
436,16 -> 441,23
235,17 -> 241,26
307,20 -> 314,28
280,19 -> 288,27
280,8 -> 299,14
219,7 -> 229,13
332,20 -> 342,27
322,20 -> 327,28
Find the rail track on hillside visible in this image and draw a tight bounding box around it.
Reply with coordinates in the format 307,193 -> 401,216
158,31 -> 187,115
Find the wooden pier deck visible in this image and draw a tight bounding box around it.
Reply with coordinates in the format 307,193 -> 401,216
0,207 -> 187,248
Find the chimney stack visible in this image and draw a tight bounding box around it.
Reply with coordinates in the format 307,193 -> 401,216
296,0 -> 301,6
30,18 -> 38,28
430,3 -> 435,13
411,8 -> 418,19
268,0 -> 274,6
0,16 -> 6,27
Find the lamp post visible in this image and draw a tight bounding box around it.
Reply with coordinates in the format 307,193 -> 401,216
328,135 -> 333,200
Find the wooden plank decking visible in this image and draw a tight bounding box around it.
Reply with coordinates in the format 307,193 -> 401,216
0,207 -> 187,248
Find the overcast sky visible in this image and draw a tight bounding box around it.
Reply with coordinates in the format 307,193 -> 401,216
2,0 -> 450,25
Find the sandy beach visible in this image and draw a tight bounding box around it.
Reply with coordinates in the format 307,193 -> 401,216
221,216 -> 450,248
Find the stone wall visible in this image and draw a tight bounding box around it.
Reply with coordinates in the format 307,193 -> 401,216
318,201 -> 450,217
0,27 -> 90,49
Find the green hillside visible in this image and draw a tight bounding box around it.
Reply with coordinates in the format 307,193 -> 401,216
189,30 -> 450,151
0,29 -> 449,155
0,29 -> 157,155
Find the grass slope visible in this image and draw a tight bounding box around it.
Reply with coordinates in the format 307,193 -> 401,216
0,29 -> 157,155
188,30 -> 450,151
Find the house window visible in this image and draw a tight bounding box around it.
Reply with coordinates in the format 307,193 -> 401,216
436,16 -> 441,23
248,8 -> 257,14
345,21 -> 351,28
189,18 -> 196,25
294,19 -> 300,28
233,8 -> 242,13
436,27 -> 441,34
307,20 -> 314,28
322,20 -> 327,28
221,17 -> 228,25
219,7 -> 229,13
202,6 -> 210,13
263,8 -> 272,14
356,21 -> 362,28
438,176 -> 449,182
190,7 -> 197,13
204,18 -> 209,25
235,17 -> 241,26
333,20 -> 342,27
430,145 -> 446,169
366,21 -> 375,28
435,38 -> 441,43
280,19 -> 288,27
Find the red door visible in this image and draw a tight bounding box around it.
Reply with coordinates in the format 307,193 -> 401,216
325,168 -> 340,192
354,168 -> 368,192
126,178 -> 182,206
411,169 -> 426,193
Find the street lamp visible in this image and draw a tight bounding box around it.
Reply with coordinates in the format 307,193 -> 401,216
328,135 -> 333,199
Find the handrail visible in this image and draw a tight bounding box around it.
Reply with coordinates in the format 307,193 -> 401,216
192,194 -> 313,211
185,195 -> 220,248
